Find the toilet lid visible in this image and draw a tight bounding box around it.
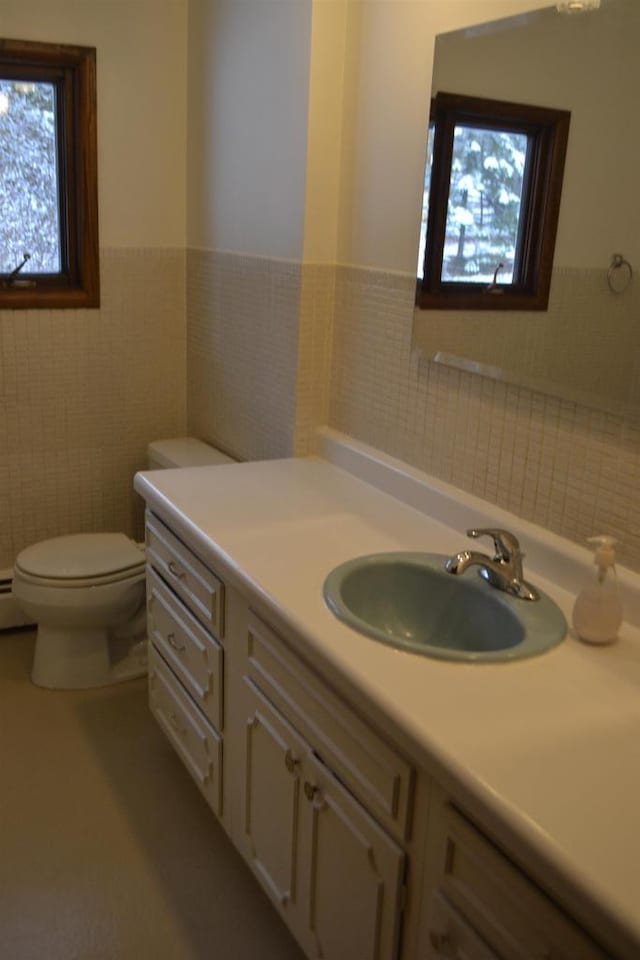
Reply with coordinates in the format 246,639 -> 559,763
16,533 -> 145,580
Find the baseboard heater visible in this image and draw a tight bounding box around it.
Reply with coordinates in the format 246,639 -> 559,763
0,568 -> 34,630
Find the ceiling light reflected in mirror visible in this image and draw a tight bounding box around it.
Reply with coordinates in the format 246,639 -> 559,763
556,1 -> 600,13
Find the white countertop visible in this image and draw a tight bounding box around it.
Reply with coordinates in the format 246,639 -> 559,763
135,447 -> 640,959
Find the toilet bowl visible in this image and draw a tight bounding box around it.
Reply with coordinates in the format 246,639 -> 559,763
14,533 -> 147,689
12,437 -> 234,690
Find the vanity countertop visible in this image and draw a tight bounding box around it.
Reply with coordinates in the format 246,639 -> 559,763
135,454 -> 640,959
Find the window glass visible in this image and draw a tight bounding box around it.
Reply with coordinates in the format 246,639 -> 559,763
0,78 -> 61,274
442,124 -> 528,285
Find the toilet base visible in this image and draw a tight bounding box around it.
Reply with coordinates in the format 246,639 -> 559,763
32,625 -> 147,690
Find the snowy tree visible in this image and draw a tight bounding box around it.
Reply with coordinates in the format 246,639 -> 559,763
442,125 -> 527,283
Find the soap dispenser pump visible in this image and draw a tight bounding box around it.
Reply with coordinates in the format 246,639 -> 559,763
572,535 -> 623,645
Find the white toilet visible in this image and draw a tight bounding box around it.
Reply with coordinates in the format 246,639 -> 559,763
12,437 -> 234,690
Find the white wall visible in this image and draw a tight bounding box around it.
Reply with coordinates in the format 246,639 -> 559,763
187,0 -> 312,259
0,0 -> 188,248
302,0 -> 349,264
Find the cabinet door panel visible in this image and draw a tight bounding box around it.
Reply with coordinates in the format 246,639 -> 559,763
300,753 -> 405,960
243,679 -> 305,916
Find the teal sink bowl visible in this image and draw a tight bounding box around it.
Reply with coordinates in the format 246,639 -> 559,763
323,553 -> 566,663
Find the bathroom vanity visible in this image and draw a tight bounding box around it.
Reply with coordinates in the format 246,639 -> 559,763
135,440 -> 640,960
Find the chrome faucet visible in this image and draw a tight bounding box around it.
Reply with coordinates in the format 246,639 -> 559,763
445,528 -> 539,601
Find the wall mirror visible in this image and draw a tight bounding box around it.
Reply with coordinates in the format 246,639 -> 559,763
413,0 -> 639,414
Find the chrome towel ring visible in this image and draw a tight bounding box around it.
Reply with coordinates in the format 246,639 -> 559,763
607,253 -> 633,293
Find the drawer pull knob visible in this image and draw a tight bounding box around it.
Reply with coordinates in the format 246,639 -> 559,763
168,560 -> 186,579
303,781 -> 318,802
429,931 -> 458,958
168,712 -> 186,736
166,632 -> 186,653
284,750 -> 299,775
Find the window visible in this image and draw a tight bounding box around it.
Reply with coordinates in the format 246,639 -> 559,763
416,93 -> 570,311
0,38 -> 99,308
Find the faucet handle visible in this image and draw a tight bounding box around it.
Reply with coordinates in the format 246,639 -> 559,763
467,528 -> 521,563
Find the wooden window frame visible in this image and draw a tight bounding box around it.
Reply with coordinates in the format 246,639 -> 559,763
0,38 -> 99,309
416,92 -> 570,312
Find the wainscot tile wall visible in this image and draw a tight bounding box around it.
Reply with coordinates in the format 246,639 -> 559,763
414,267 -> 639,412
0,248 -> 187,570
186,250 -> 334,461
295,263 -> 335,457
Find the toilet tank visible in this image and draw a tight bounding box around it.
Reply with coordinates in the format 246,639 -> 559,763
147,437 -> 235,469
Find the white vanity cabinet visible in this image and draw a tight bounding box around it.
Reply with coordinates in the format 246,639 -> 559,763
135,486 -> 627,960
239,610 -> 413,960
145,511 -> 225,817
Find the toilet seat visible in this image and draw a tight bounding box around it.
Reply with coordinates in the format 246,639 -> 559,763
15,533 -> 145,588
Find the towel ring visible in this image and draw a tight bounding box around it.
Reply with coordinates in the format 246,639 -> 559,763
607,253 -> 632,294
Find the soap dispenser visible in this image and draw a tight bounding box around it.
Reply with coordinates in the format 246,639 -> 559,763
572,535 -> 623,645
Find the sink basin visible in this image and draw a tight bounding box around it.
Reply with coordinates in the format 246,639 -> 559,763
323,553 -> 566,662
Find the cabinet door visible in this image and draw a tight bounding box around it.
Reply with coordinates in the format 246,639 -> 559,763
242,679 -> 306,925
241,678 -> 406,960
298,752 -> 405,960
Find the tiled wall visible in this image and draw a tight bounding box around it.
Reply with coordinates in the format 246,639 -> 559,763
186,249 -> 298,460
0,248 -> 187,569
295,263 -> 335,456
330,265 -> 640,572
414,267 -> 639,412
186,249 -> 333,460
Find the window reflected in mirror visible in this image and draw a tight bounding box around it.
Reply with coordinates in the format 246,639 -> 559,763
416,93 -> 570,311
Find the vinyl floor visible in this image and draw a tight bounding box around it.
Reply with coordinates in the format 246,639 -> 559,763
0,629 -> 304,960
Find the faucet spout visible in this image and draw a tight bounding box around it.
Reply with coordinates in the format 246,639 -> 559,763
445,530 -> 539,601
445,550 -> 496,576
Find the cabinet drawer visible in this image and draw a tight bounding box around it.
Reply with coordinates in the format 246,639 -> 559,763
147,567 -> 223,731
431,803 -> 607,960
145,511 -> 224,637
246,610 -> 414,841
149,645 -> 222,816
424,892 -> 499,959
